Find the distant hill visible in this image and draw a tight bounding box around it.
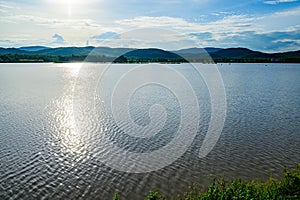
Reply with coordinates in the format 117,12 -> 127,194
19,46 -> 50,52
0,46 -> 299,63
91,47 -> 134,57
0,47 -> 27,54
210,48 -> 268,59
123,48 -> 183,61
210,48 -> 300,62
204,47 -> 224,53
0,46 -> 134,57
33,46 -> 94,56
274,50 -> 300,57
0,46 -> 222,57
173,47 -> 222,54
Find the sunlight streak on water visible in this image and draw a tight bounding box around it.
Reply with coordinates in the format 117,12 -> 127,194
61,63 -> 82,77
51,63 -> 88,164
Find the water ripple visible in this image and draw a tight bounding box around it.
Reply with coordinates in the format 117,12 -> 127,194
0,63 -> 299,199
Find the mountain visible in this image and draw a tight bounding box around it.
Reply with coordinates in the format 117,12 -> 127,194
0,47 -> 27,54
33,46 -> 94,56
0,46 -> 299,63
108,47 -> 300,63
123,48 -> 184,61
173,47 -> 222,54
274,50 -> 300,57
210,48 -> 268,59
91,47 -> 134,57
19,46 -> 50,52
204,47 -> 224,53
209,48 -> 300,62
0,46 -> 222,56
0,46 -> 135,57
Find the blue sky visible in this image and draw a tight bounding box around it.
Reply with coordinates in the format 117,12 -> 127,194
0,0 -> 299,52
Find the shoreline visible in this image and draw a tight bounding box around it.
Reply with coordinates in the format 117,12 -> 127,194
114,164 -> 300,200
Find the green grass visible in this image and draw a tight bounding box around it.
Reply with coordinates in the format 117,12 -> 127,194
114,164 -> 300,200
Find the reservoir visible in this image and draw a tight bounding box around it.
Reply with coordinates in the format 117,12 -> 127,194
0,63 -> 299,199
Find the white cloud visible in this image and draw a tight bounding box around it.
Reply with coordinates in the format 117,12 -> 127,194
0,0 -> 299,51
116,15 -> 260,41
50,33 -> 65,46
111,9 -> 300,51
0,14 -> 102,30
269,5 -> 300,17
89,28 -> 198,49
264,0 -> 297,5
116,16 -> 194,28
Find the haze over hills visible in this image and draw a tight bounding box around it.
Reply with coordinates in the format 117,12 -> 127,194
0,46 -> 299,63
19,46 -> 50,52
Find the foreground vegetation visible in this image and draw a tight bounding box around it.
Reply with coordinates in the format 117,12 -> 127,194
114,164 -> 300,200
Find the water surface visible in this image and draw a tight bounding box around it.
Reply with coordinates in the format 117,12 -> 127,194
0,63 -> 299,199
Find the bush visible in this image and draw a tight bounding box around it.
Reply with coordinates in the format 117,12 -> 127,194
114,164 -> 300,200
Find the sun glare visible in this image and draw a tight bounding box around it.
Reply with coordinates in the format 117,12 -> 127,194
45,0 -> 85,17
68,0 -> 72,17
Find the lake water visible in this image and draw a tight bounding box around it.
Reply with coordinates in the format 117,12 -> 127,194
0,63 -> 299,199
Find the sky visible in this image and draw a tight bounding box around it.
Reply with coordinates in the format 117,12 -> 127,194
0,0 -> 300,52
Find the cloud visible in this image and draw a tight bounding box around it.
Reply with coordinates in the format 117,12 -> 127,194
189,32 -> 213,39
89,32 -> 121,46
115,14 -> 299,52
1,1 -> 300,51
49,33 -> 65,46
0,34 -> 48,47
0,39 -> 15,46
88,28 -> 199,49
116,16 -> 195,29
0,1 -> 18,13
52,33 -> 64,43
91,32 -> 120,41
194,29 -> 300,52
116,15 -> 258,34
269,5 -> 300,17
264,0 -> 298,5
0,14 -> 102,30
112,8 -> 300,51
114,15 -> 258,48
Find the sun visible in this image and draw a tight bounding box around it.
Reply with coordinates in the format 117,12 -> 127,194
67,0 -> 72,17
66,0 -> 86,17
45,0 -> 85,17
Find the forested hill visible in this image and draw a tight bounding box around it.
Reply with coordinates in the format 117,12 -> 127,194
0,46 -> 299,63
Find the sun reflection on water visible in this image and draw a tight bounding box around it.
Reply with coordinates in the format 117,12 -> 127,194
61,63 -> 82,77
50,63 -> 89,165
